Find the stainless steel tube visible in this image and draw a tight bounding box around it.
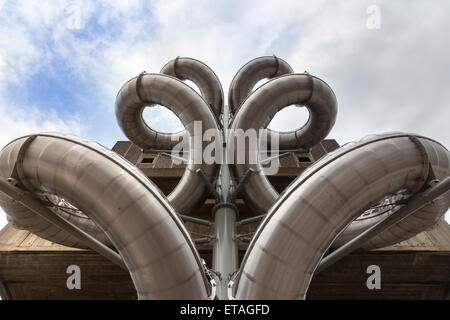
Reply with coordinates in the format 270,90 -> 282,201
317,176 -> 450,273
234,133 -> 450,299
229,56 -> 327,150
115,73 -> 221,215
230,73 -> 338,214
0,133 -> 209,299
229,56 -> 293,114
0,178 -> 125,268
161,57 -> 224,118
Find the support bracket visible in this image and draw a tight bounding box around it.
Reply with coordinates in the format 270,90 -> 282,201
230,168 -> 254,202
196,168 -> 220,201
0,178 -> 126,270
317,176 -> 450,274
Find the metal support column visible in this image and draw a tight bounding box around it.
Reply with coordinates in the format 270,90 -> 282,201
211,104 -> 239,300
212,203 -> 239,299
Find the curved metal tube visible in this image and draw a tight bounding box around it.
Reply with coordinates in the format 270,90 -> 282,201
235,133 -> 450,299
0,191 -> 111,249
230,73 -> 338,214
229,56 -> 293,113
333,135 -> 450,249
0,136 -> 111,249
116,73 -> 221,215
229,56 -> 320,150
161,57 -> 224,117
119,58 -> 223,151
0,134 -> 209,299
335,198 -> 448,249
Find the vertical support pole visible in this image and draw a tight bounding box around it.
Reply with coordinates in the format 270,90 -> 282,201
212,203 -> 239,299
211,104 -> 239,300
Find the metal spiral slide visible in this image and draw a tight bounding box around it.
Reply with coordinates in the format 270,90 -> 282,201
0,56 -> 448,300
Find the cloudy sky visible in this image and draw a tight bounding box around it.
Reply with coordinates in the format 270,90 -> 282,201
0,0 -> 448,229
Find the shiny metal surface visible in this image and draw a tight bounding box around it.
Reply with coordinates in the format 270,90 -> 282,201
229,56 -> 334,149
317,176 -> 450,273
117,58 -> 223,151
229,56 -> 293,114
0,133 -> 209,299
230,73 -> 338,214
161,57 -> 224,117
211,104 -> 239,299
333,136 -> 450,249
0,178 -> 126,268
116,73 -> 221,215
234,133 -> 450,299
0,136 -> 111,249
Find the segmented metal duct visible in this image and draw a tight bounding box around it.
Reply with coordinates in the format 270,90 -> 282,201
0,134 -> 209,299
115,73 -> 221,215
229,56 -> 293,114
161,57 -> 224,117
235,133 -> 450,299
229,56 -> 320,149
0,135 -> 110,248
115,58 -> 223,151
230,73 -> 338,214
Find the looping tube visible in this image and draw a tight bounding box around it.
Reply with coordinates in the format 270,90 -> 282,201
116,73 -> 221,215
0,135 -> 111,249
228,56 -> 294,114
0,133 -> 210,299
161,57 -> 224,118
128,57 -> 224,151
230,73 -> 338,214
229,56 -> 323,150
234,133 -> 450,299
229,70 -> 448,260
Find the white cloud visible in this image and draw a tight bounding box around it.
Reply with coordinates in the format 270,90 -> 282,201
0,104 -> 83,147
